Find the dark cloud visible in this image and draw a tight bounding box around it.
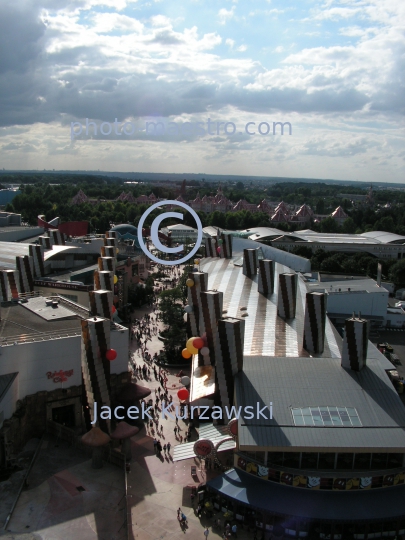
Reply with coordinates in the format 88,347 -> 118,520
0,0 -> 403,133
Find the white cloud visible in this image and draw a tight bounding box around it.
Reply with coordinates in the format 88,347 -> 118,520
226,38 -> 235,49
218,6 -> 236,25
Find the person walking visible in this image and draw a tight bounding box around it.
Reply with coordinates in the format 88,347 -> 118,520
167,442 -> 171,453
231,524 -> 237,537
204,527 -> 209,538
153,438 -> 158,454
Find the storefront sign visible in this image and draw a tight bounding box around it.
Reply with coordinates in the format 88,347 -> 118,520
46,369 -> 74,383
194,439 -> 214,457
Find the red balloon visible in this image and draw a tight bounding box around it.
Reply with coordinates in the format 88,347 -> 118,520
193,337 -> 204,349
106,349 -> 117,361
177,388 -> 189,401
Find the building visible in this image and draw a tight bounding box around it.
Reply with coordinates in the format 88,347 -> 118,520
70,188 -> 345,224
244,228 -> 405,260
175,236 -> 405,536
0,229 -> 136,467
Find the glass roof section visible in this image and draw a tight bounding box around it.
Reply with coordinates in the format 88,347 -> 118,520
291,407 -> 362,427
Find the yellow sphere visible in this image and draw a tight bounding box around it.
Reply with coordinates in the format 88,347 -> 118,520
186,279 -> 195,287
186,337 -> 199,355
182,348 -> 192,359
113,275 -> 118,284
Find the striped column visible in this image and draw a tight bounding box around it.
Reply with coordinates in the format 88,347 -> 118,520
258,259 -> 275,295
38,236 -> 51,250
242,249 -> 257,277
200,291 -> 224,366
98,256 -> 115,273
94,270 -> 113,291
204,238 -> 217,258
0,270 -> 20,301
89,290 -> 113,319
105,232 -> 119,251
81,317 -> 111,432
101,246 -> 116,259
50,230 -> 65,246
277,273 -> 297,319
341,315 -> 370,371
16,255 -> 34,294
187,271 -> 208,337
29,244 -> 45,277
220,234 -> 232,259
303,292 -> 327,354
215,317 -> 245,413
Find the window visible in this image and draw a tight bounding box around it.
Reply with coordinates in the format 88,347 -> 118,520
301,452 -> 317,469
283,452 -> 300,468
291,406 -> 361,427
267,452 -> 283,466
354,453 -> 371,470
318,453 -> 336,470
336,453 -> 354,470
387,453 -> 403,468
370,453 -> 388,470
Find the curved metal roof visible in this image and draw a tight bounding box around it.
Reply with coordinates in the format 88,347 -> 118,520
361,231 -> 405,244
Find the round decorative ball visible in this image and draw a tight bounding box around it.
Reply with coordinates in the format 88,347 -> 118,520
177,388 -> 189,401
106,349 -> 117,361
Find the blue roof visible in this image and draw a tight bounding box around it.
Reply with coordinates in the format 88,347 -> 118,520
110,224 -> 138,236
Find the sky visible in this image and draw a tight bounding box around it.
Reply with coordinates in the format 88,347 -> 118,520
0,0 -> 404,183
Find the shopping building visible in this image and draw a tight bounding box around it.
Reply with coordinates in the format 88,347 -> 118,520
180,235 -> 405,537
0,230 -> 132,468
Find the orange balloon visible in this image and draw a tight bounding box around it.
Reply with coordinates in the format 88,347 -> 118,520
182,348 -> 192,359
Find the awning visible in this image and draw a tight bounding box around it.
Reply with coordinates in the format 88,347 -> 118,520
173,423 -> 236,462
207,468 -> 405,522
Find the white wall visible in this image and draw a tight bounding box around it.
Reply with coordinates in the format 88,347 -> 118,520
0,325 -> 129,402
0,337 -> 83,399
110,326 -> 129,374
326,290 -> 388,318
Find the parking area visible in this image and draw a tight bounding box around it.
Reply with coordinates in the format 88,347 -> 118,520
372,329 -> 405,377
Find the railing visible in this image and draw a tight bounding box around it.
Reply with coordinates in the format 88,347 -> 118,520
0,328 -> 82,346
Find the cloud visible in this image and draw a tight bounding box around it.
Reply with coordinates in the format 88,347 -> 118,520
218,6 -> 236,25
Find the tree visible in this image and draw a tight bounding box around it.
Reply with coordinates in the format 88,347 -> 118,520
342,217 -> 356,234
159,287 -> 187,363
319,217 -> 340,233
389,259 -> 405,289
316,199 -> 325,214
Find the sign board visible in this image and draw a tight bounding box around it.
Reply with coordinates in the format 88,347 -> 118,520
191,466 -> 197,476
34,280 -> 93,292
193,439 -> 214,458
